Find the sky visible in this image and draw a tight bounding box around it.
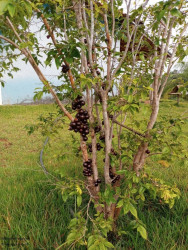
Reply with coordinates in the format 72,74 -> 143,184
1,17 -> 60,104
2,59 -> 60,104
0,0 -> 161,104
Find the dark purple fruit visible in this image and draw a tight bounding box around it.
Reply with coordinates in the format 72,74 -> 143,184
96,70 -> 100,75
85,130 -> 89,134
97,179 -> 101,183
85,115 -> 90,119
62,64 -> 69,73
69,127 -> 73,130
74,128 -> 78,132
72,122 -> 76,127
112,179 -> 116,183
103,158 -> 105,162
102,121 -> 104,125
76,95 -> 82,100
79,109 -> 84,114
89,148 -> 92,152
80,115 -> 85,120
84,110 -> 88,115
77,104 -> 81,109
87,159 -> 92,164
83,162 -> 88,167
99,135 -> 105,141
83,169 -> 88,174
87,164 -> 92,169
80,100 -> 85,106
94,182 -> 98,187
83,136 -> 88,141
116,175 -> 120,180
110,174 -> 115,179
47,35 -> 50,39
94,126 -> 101,133
145,149 -> 150,154
84,38 -> 87,44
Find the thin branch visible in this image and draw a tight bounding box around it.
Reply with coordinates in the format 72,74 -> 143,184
0,35 -> 20,50
5,17 -> 73,121
113,119 -> 145,137
26,0 -> 75,89
159,22 -> 188,98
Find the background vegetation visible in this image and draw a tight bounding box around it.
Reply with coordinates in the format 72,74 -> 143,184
0,100 -> 187,249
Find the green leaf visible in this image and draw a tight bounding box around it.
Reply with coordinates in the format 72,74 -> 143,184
104,241 -> 115,248
62,192 -> 68,202
137,225 -> 147,240
116,199 -> 124,208
33,91 -> 43,100
0,0 -> 9,15
140,54 -> 145,61
170,8 -> 181,17
7,3 -> 15,17
77,195 -> 82,207
0,81 -> 5,87
123,203 -> 129,214
24,1 -> 32,17
55,57 -> 61,69
157,9 -> 166,21
128,95 -> 133,103
71,48 -> 80,58
129,203 -> 138,218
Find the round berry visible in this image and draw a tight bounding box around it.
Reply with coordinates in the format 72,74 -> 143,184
87,159 -> 92,164
80,100 -> 85,106
83,162 -> 88,167
62,64 -> 69,73
145,149 -> 150,154
83,136 -> 88,141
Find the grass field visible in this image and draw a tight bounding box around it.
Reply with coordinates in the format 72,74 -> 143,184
0,101 -> 187,249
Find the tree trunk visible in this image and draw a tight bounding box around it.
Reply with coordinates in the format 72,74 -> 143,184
133,97 -> 160,175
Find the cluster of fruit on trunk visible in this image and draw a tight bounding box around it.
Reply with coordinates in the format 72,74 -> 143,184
69,95 -> 90,141
68,95 -> 120,184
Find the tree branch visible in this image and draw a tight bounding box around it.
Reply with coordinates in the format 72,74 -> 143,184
113,119 -> 145,138
26,0 -> 75,89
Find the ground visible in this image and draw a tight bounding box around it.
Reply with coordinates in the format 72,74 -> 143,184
0,101 -> 187,249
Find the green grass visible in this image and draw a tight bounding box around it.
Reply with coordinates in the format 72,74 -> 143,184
0,101 -> 187,249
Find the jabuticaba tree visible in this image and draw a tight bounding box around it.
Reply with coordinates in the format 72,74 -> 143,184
0,0 -> 187,248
